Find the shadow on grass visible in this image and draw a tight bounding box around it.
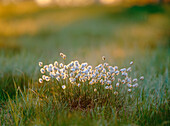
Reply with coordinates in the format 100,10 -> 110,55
0,73 -> 31,101
104,4 -> 165,22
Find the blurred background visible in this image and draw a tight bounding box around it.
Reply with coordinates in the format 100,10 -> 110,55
0,0 -> 169,97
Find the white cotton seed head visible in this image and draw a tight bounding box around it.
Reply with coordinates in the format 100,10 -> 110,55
49,64 -> 53,68
40,68 -> 45,74
78,83 -> 81,87
102,74 -> 106,78
115,71 -> 119,76
133,78 -> 138,83
102,68 -> 106,73
59,63 -> 64,68
133,83 -> 138,87
44,65 -> 48,69
127,83 -> 132,87
128,89 -> 132,92
118,78 -> 121,82
54,61 -> 58,66
126,78 -> 131,83
130,61 -> 133,65
94,88 -> 97,92
140,76 -> 144,80
62,85 -> 66,89
105,86 -> 109,89
39,62 -> 43,67
102,56 -> 106,61
122,72 -> 127,77
89,81 -> 93,85
47,67 -> 52,72
100,79 -> 103,83
61,55 -> 66,60
121,80 -> 125,84
111,77 -> 115,81
39,78 -> 43,83
108,66 -> 113,70
116,83 -> 119,87
127,67 -> 131,72
60,53 -> 64,57
109,85 -> 113,90
49,72 -> 55,77
45,76 -> 50,81
104,63 -> 108,67
120,68 -> 126,72
114,66 -> 118,70
42,75 -> 46,80
107,80 -> 112,85
107,72 -> 111,76
110,70 -> 115,74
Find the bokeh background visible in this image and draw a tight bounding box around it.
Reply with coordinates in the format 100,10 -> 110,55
0,0 -> 169,98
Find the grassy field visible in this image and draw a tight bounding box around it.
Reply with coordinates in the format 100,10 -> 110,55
0,1 -> 170,125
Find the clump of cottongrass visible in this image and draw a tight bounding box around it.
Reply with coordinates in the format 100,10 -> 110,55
38,53 -> 144,96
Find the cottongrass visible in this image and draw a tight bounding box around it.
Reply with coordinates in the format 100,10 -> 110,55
35,52 -> 145,111
38,53 -> 144,94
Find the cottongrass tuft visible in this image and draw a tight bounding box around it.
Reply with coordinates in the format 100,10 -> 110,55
37,53 -> 145,109
39,54 -> 144,93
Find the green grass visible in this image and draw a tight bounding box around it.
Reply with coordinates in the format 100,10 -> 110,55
0,2 -> 170,126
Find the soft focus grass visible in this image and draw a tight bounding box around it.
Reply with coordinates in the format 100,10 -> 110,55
0,2 -> 170,125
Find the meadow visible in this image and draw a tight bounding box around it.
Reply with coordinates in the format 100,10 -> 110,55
0,1 -> 169,125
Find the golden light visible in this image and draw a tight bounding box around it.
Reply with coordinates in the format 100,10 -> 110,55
100,0 -> 117,4
54,0 -> 94,7
35,0 -> 52,6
